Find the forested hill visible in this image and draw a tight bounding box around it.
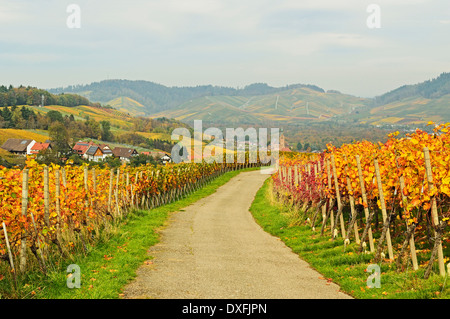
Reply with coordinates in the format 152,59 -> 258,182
49,79 -> 325,114
374,72 -> 450,106
0,85 -> 98,108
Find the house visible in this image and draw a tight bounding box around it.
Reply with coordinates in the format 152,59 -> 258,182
112,147 -> 138,162
98,144 -> 113,159
84,145 -> 105,162
29,142 -> 52,155
1,139 -> 36,155
72,141 -> 95,156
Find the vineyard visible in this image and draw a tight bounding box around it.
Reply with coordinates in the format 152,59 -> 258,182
272,122 -> 450,280
0,157 -> 265,284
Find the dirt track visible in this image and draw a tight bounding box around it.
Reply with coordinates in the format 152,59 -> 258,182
123,170 -> 352,299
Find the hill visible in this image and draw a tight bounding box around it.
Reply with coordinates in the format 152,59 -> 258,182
48,80 -> 327,116
353,72 -> 450,126
150,87 -> 370,126
48,73 -> 450,128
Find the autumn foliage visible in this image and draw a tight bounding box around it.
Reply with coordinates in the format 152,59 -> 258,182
272,122 -> 450,276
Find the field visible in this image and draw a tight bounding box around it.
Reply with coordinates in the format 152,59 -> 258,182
27,105 -> 134,131
0,129 -> 49,145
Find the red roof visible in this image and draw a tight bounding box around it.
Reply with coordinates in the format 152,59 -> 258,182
30,142 -> 51,154
73,141 -> 96,155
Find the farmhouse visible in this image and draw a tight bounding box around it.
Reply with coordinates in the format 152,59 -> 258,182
84,145 -> 105,162
99,144 -> 113,159
1,138 -> 36,155
29,142 -> 52,155
72,141 -> 95,156
112,147 -> 138,162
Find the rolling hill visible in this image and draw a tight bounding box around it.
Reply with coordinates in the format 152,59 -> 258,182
48,72 -> 450,129
150,87 -> 370,126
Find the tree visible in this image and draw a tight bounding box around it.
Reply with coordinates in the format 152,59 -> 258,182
297,142 -> 303,151
85,119 -> 101,139
49,122 -> 72,157
100,120 -> 113,141
303,142 -> 310,151
129,153 -> 157,167
46,110 -> 64,123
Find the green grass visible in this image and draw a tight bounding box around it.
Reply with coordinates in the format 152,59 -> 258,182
0,167 -> 260,299
249,178 -> 450,299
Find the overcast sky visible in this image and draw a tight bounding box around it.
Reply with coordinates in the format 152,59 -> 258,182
1,0 -> 450,97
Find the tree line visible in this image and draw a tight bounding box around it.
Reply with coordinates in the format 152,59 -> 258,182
374,72 -> 450,106
0,85 -> 98,108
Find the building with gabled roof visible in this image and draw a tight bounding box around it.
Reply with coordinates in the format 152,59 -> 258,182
84,145 -> 104,162
98,144 -> 113,159
112,147 -> 138,162
29,142 -> 52,155
1,138 -> 36,155
73,141 -> 96,156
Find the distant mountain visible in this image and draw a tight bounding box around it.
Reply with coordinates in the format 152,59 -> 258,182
374,72 -> 450,105
150,87 -> 370,126
355,72 -> 450,126
49,73 -> 450,127
48,80 -> 325,115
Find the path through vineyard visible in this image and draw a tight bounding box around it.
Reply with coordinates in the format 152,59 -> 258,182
123,170 -> 351,299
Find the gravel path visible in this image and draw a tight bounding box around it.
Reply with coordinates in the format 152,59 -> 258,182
122,170 -> 352,299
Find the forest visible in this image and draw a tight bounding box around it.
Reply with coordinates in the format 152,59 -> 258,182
374,72 -> 450,105
0,85 -> 97,108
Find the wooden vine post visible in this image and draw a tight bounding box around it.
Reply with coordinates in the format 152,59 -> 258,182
398,174 -> 419,271
374,159 -> 394,261
327,159 -> 334,229
108,169 -> 114,213
355,155 -> 375,253
344,155 -> 360,245
19,169 -> 29,273
115,168 -> 120,217
330,155 -> 346,239
44,166 -> 50,227
54,169 -> 64,250
294,166 -> 298,186
423,147 -> 445,277
2,222 -> 15,273
319,158 -> 335,236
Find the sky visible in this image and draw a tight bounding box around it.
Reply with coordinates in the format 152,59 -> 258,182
1,0 -> 450,97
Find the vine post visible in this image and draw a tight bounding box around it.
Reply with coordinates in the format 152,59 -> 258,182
423,147 -> 445,277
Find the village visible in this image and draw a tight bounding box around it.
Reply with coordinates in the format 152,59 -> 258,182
0,138 -> 172,165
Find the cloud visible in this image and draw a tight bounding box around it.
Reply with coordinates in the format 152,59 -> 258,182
0,0 -> 449,97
